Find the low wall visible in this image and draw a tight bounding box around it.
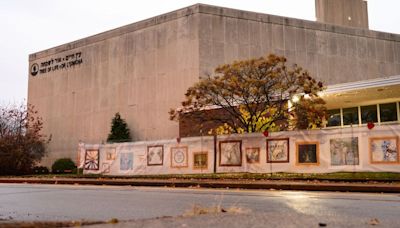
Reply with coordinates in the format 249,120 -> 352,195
79,124 -> 400,175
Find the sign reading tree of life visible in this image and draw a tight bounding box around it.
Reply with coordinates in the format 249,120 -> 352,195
30,52 -> 83,76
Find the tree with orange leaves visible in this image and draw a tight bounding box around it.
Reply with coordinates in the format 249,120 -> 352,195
170,54 -> 326,134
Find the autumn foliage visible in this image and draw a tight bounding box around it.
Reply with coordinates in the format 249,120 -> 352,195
0,103 -> 49,175
170,54 -> 326,134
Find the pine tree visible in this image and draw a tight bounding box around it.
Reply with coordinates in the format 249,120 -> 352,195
107,112 -> 131,143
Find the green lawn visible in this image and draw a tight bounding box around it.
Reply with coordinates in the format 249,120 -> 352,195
18,172 -> 400,182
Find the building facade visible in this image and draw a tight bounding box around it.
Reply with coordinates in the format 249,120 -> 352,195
28,3 -> 400,166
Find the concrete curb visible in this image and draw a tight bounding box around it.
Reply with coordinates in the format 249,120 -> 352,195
1,178 -> 400,193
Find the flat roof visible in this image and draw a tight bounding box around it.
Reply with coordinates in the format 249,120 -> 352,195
29,3 -> 400,61
323,74 -> 400,94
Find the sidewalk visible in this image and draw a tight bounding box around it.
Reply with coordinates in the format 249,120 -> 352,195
0,177 -> 399,193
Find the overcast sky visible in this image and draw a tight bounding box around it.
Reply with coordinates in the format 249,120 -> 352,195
0,0 -> 399,104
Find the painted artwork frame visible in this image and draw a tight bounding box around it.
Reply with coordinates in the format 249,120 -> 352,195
193,152 -> 208,169
84,149 -> 100,170
170,146 -> 189,168
267,138 -> 290,163
245,147 -> 260,164
219,140 -> 242,166
120,152 -> 133,171
369,136 -> 399,164
330,137 -> 359,166
102,163 -> 111,173
105,148 -> 116,161
296,142 -> 319,165
147,145 -> 164,166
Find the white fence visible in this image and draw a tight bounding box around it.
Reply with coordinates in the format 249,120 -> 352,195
79,124 -> 400,175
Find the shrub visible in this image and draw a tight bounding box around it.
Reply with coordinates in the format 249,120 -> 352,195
51,158 -> 76,174
32,166 -> 49,174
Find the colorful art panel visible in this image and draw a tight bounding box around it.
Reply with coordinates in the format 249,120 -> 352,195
102,163 -> 111,173
330,137 -> 359,165
120,152 -> 133,171
105,148 -> 116,160
267,138 -> 289,163
193,152 -> 208,169
147,145 -> 164,166
170,146 -> 188,168
245,148 -> 260,163
219,140 -> 242,166
84,149 -> 99,170
370,137 -> 399,163
296,142 -> 319,165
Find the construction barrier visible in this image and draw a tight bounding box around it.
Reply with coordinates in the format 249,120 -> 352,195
79,124 -> 400,175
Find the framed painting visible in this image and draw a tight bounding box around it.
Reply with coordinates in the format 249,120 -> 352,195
193,152 -> 208,169
120,152 -> 133,170
84,149 -> 99,170
330,137 -> 359,165
105,148 -> 116,160
170,146 -> 188,168
147,145 -> 164,166
102,163 -> 111,173
219,140 -> 242,166
267,138 -> 289,163
296,142 -> 319,165
245,148 -> 260,164
369,137 -> 399,163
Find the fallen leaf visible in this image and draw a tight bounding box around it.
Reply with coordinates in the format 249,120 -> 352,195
368,218 -> 379,225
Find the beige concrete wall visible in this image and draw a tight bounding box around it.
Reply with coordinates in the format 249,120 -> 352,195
28,4 -> 400,166
316,0 -> 368,29
197,4 -> 400,86
28,7 -> 200,166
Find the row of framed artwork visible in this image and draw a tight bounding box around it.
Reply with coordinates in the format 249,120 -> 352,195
83,136 -> 399,171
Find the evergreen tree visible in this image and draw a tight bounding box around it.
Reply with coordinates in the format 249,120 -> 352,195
107,113 -> 131,143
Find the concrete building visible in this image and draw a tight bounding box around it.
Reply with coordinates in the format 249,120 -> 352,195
316,0 -> 369,29
28,2 -> 400,166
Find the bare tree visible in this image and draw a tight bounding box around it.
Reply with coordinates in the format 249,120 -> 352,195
0,103 -> 50,175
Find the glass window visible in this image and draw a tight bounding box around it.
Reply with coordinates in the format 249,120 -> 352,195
361,105 -> 377,123
327,109 -> 341,127
379,103 -> 398,122
342,107 -> 359,125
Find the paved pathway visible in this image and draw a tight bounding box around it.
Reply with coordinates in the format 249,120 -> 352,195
0,184 -> 399,227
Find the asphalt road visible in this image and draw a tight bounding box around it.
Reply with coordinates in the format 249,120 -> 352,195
0,184 -> 400,227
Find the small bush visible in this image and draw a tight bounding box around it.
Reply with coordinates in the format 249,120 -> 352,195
32,166 -> 49,174
51,158 -> 76,174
